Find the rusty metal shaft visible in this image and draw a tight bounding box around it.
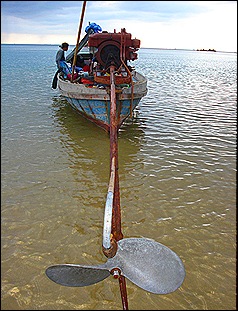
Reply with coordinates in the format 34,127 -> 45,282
109,65 -> 128,310
109,65 -> 123,242
119,275 -> 129,310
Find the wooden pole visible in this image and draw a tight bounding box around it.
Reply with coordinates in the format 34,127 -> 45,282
71,0 -> 87,82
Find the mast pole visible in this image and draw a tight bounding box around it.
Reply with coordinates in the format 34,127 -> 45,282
71,0 -> 87,82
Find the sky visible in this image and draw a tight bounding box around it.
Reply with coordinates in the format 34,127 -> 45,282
1,1 -> 237,52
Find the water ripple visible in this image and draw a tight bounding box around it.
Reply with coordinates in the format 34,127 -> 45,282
1,46 -> 236,310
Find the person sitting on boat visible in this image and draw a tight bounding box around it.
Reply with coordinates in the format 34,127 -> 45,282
52,42 -> 69,89
56,42 -> 69,70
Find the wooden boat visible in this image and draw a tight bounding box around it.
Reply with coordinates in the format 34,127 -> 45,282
57,27 -> 148,132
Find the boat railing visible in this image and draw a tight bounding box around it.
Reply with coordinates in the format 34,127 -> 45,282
93,65 -> 132,85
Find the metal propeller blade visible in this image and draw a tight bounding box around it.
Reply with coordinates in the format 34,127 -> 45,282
46,237 -> 185,294
46,264 -> 110,287
107,238 -> 185,294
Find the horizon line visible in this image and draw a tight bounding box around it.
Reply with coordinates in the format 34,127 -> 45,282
1,43 -> 237,54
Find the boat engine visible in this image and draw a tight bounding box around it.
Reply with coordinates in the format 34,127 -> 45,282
88,28 -> 140,70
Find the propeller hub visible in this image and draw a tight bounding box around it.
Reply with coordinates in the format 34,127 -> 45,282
111,268 -> 121,279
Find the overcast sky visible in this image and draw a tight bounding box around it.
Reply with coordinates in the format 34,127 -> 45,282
1,1 -> 237,52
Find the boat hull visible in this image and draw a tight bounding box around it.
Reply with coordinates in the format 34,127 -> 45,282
58,71 -> 147,132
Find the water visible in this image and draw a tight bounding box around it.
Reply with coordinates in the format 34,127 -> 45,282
1,44 -> 236,310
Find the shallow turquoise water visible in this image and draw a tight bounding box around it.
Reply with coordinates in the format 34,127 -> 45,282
1,44 -> 236,310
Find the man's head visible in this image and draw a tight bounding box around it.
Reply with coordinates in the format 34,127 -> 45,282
61,42 -> 69,51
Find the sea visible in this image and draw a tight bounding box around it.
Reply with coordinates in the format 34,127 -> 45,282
1,44 -> 237,310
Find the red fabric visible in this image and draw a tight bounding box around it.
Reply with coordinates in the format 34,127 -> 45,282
81,78 -> 93,85
83,65 -> 90,72
67,73 -> 78,80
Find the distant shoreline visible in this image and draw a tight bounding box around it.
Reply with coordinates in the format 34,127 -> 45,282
1,43 -> 236,54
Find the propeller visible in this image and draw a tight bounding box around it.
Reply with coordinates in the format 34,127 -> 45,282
46,237 -> 185,294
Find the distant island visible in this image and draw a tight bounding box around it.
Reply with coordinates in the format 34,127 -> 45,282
197,48 -> 216,52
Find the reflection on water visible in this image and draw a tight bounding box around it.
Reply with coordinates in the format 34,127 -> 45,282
51,96 -> 145,175
1,47 -> 236,310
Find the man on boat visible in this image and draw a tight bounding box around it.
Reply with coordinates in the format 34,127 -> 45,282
56,42 -> 69,69
52,42 -> 69,89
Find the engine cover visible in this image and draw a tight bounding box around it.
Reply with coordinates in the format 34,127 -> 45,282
88,28 -> 140,68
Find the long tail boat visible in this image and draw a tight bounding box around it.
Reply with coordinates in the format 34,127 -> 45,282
47,2 -> 185,310
56,22 -> 147,132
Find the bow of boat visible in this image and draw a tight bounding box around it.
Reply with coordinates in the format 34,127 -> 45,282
58,69 -> 147,132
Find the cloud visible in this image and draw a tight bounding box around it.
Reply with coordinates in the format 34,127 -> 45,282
1,1 -> 237,52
